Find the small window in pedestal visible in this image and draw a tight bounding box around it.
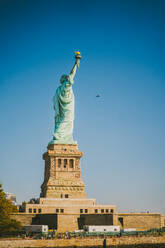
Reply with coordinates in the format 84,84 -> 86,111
65,194 -> 69,198
69,159 -> 74,168
64,159 -> 67,168
58,159 -> 61,168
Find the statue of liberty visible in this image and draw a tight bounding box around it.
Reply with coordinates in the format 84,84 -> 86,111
49,52 -> 81,145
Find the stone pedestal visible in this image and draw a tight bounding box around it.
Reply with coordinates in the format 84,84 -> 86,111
23,143 -> 118,232
40,144 -> 86,199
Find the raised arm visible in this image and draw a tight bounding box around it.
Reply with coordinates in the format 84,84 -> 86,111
69,61 -> 78,80
69,52 -> 81,80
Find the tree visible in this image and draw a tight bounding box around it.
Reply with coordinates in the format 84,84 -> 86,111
0,183 -> 22,234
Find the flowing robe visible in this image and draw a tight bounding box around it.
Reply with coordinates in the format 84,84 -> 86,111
51,75 -> 76,144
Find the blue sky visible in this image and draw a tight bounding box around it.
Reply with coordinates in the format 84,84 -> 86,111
0,0 -> 165,214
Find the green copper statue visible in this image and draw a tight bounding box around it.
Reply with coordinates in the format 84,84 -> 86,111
49,52 -> 81,145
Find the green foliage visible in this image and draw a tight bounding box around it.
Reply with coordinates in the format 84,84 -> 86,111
0,183 -> 22,234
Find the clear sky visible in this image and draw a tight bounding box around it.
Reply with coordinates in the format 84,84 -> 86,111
0,0 -> 165,214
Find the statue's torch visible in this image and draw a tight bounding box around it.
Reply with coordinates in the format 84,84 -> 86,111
74,51 -> 81,68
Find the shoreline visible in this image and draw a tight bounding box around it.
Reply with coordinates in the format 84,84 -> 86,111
0,236 -> 165,248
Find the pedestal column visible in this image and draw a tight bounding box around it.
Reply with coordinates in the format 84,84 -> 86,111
40,144 -> 86,199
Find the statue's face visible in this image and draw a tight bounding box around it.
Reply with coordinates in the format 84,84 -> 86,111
60,74 -> 68,84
